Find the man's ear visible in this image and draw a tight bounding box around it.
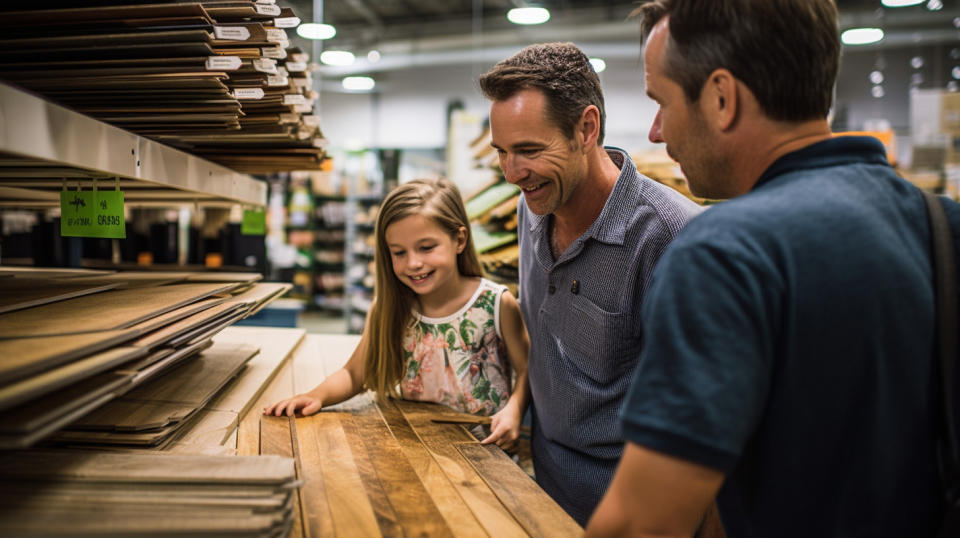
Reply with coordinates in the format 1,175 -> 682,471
577,104 -> 602,150
702,68 -> 738,131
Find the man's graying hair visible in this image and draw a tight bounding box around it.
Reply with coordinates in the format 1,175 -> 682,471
478,42 -> 607,145
635,0 -> 840,122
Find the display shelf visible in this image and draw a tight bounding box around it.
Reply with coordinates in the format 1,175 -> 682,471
0,82 -> 266,208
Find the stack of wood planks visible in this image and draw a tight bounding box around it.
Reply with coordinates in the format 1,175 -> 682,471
0,450 -> 298,537
0,267 -> 291,449
244,392 -> 583,537
0,0 -> 326,172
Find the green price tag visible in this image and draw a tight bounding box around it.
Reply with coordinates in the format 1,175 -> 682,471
60,190 -> 126,239
242,208 -> 266,235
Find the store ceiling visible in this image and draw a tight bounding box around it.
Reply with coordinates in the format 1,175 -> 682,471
281,0 -> 959,75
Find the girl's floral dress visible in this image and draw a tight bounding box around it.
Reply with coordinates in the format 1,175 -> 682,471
399,279 -> 512,415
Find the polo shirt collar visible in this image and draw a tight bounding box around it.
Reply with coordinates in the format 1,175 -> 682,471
525,146 -> 637,246
754,135 -> 890,191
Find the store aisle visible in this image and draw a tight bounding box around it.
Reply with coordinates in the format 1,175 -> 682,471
299,310 -> 348,334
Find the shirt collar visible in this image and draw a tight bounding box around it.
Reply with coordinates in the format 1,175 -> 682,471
754,135 -> 890,191
525,146 -> 638,246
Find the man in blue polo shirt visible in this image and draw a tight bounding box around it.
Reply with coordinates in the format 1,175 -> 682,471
586,1 -> 949,537
478,43 -> 701,525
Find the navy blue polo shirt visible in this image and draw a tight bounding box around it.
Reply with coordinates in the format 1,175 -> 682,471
621,137 -> 941,537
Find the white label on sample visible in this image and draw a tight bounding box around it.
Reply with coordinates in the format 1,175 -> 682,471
233,88 -> 265,100
285,62 -> 307,72
253,58 -> 278,74
213,26 -> 250,40
205,56 -> 242,70
267,75 -> 289,87
255,4 -> 281,16
274,16 -> 300,28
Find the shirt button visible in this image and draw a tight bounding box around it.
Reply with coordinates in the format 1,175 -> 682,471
571,280 -> 580,294
548,285 -> 556,295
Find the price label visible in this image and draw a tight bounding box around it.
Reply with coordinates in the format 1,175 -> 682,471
242,209 -> 266,236
60,190 -> 126,238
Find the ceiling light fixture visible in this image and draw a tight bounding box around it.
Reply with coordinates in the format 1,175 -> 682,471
343,76 -> 375,91
297,23 -> 336,40
507,7 -> 550,25
589,58 -> 606,73
367,50 -> 381,63
320,50 -> 355,66
841,28 -> 884,45
927,0 -> 943,11
880,0 -> 924,6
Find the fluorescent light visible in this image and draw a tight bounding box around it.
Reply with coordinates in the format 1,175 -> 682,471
507,7 -> 550,25
367,50 -> 381,63
320,50 -> 355,66
841,28 -> 884,45
927,0 -> 943,11
881,0 -> 923,6
342,76 -> 375,91
589,58 -> 606,73
297,23 -> 336,40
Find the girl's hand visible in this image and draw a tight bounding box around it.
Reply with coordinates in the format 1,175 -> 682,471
481,400 -> 522,451
263,394 -> 323,417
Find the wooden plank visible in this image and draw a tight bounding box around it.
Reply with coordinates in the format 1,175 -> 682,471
186,271 -> 263,283
298,411 -> 381,537
0,345 -> 146,412
0,371 -> 132,435
292,334 -> 360,394
0,327 -> 139,385
261,415 -> 306,538
0,282 -> 239,338
0,266 -> 112,278
167,408 -> 240,450
124,295 -> 226,336
70,399 -> 194,431
456,443 -> 582,536
337,405 -> 402,536
63,271 -> 190,289
347,405 -> 455,537
0,450 -> 296,484
210,327 -> 305,415
0,278 -> 118,314
394,399 -> 527,537
130,301 -> 243,349
379,400 -> 488,538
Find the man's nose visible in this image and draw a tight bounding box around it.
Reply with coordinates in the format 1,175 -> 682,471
501,154 -> 528,184
648,109 -> 664,144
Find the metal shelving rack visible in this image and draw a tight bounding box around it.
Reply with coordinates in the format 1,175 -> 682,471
0,82 -> 266,208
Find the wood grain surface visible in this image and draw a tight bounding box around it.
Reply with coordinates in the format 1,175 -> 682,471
0,278 -> 118,314
455,443 -> 582,537
0,282 -> 238,338
0,327 -> 140,384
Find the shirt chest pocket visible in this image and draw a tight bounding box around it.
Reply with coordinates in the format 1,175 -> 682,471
550,294 -> 641,385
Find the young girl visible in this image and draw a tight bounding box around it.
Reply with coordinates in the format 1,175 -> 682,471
264,178 -> 530,449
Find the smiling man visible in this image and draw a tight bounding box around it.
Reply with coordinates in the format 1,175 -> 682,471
478,42 -> 701,525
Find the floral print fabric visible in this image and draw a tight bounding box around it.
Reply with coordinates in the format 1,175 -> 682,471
400,279 -> 511,415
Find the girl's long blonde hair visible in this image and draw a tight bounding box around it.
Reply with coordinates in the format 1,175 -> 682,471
363,178 -> 484,401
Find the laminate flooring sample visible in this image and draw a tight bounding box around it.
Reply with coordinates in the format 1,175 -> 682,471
0,282 -> 238,338
0,327 -> 139,384
0,278 -> 118,314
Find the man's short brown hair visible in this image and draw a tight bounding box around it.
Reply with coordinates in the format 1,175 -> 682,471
478,42 -> 606,145
635,0 -> 840,122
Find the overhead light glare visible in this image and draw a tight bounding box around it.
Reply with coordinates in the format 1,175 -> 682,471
589,58 -> 606,73
297,23 -> 336,40
320,50 -> 355,66
367,50 -> 381,63
927,0 -> 943,11
880,0 -> 924,6
507,7 -> 550,25
343,76 -> 375,91
841,28 -> 884,45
